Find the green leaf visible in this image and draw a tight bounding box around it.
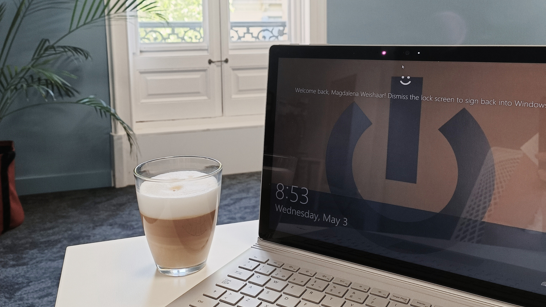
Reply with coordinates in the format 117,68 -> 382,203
0,3 -> 6,24
108,0 -> 126,15
0,0 -> 31,69
60,70 -> 78,80
0,97 -> 138,154
75,0 -> 89,30
32,38 -> 51,60
68,96 -> 138,153
91,0 -> 105,20
83,0 -> 97,25
27,66 -> 79,99
25,76 -> 55,98
27,1 -> 69,16
125,0 -> 140,11
44,45 -> 91,61
70,0 -> 79,30
6,65 -> 15,79
0,69 -> 7,90
0,0 -> 164,153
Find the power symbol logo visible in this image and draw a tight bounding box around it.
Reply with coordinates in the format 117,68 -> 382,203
325,76 -> 493,252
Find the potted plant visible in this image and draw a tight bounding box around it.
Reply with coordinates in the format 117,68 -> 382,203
0,0 -> 163,233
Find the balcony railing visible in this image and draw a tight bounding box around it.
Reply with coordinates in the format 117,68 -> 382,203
230,21 -> 287,42
139,21 -> 288,43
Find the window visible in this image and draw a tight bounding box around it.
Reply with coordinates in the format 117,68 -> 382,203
107,0 -> 325,187
126,0 -> 316,123
138,0 -> 293,45
229,0 -> 291,43
139,0 -> 205,44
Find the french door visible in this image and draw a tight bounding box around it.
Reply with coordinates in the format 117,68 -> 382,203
132,0 -> 306,123
107,0 -> 326,187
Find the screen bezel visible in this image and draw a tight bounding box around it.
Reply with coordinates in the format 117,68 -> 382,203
259,45 -> 546,307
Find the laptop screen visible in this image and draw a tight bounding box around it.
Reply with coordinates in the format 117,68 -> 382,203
260,45 -> 546,306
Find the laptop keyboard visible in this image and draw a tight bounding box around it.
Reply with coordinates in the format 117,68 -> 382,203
189,255 -> 441,307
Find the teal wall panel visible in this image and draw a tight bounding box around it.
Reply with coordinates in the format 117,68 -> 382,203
0,1 -> 113,195
327,0 -> 546,45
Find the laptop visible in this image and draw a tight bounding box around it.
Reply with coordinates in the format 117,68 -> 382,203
168,45 -> 546,307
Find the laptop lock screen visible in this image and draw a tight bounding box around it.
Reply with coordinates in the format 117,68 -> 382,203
259,46 -> 546,306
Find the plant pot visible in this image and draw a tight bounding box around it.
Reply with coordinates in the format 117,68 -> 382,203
0,141 -> 24,234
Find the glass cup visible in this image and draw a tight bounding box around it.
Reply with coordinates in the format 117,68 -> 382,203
134,156 -> 222,276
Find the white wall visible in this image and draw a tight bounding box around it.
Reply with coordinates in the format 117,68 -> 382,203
113,123 -> 265,187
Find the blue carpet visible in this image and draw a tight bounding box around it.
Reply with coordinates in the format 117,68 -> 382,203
0,172 -> 261,307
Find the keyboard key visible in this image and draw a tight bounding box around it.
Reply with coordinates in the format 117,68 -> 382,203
387,303 -> 406,307
217,278 -> 246,292
240,261 -> 260,271
299,268 -> 317,277
320,295 -> 344,307
325,284 -> 348,298
284,264 -> 300,272
365,296 -> 388,307
260,304 -> 276,307
390,294 -> 410,304
241,284 -> 264,298
237,297 -> 261,307
204,286 -> 227,299
272,269 -> 293,281
350,283 -> 370,293
346,290 -> 368,304
277,294 -> 301,307
316,273 -> 334,282
307,279 -> 329,292
229,269 -> 254,281
302,290 -> 325,304
249,274 -> 271,287
410,299 -> 431,307
370,288 -> 389,298
259,290 -> 282,303
332,278 -> 351,287
256,265 -> 276,276
218,303 -> 235,307
269,260 -> 284,268
289,274 -> 310,286
266,279 -> 289,292
284,284 -> 306,298
220,291 -> 244,305
250,255 -> 269,263
190,297 -> 218,307
300,302 -> 320,307
345,302 -> 364,307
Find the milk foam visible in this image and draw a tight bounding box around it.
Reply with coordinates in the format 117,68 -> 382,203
137,171 -> 220,219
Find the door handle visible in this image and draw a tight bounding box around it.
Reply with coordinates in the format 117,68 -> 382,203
208,58 -> 229,65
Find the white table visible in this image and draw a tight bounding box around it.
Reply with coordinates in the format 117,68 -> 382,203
55,220 -> 259,307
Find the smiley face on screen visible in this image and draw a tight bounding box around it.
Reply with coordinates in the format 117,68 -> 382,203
400,76 -> 411,85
